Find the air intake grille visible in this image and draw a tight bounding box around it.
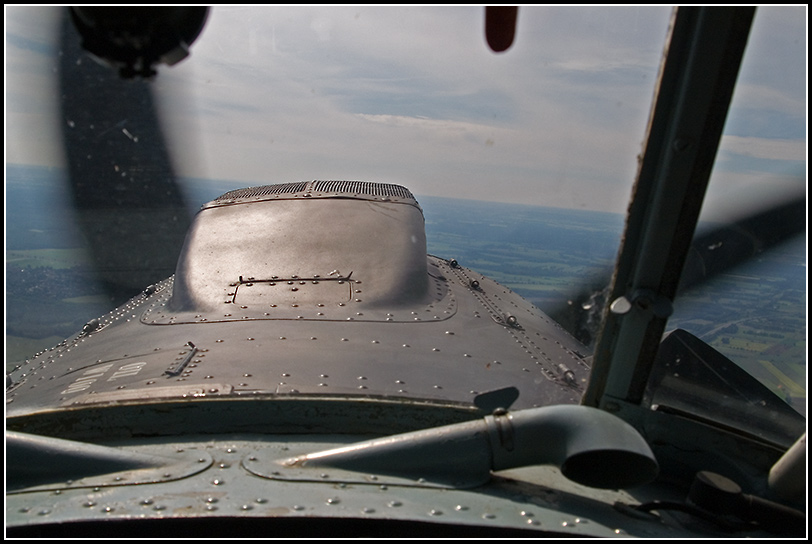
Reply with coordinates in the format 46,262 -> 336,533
216,182 -> 309,201
310,181 -> 414,199
215,181 -> 415,202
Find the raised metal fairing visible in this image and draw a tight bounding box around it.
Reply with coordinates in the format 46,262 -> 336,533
170,181 -> 430,313
6,430 -> 213,492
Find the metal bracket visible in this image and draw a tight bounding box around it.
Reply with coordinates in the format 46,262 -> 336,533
609,289 -> 673,319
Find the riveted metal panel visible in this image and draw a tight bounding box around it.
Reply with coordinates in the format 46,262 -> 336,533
5,434 -> 704,538
8,259 -> 587,418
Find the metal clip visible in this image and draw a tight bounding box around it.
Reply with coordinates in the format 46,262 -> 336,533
610,289 -> 672,319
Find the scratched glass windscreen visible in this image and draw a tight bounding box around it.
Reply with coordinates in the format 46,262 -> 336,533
5,7 -> 805,414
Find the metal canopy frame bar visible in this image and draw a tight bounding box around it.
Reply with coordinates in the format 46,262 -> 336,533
583,7 -> 756,408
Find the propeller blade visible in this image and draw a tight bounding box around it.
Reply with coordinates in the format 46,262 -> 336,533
679,195 -> 806,292
58,8 -> 194,304
549,193 -> 806,348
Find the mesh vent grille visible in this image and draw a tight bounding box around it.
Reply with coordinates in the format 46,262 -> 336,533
311,181 -> 414,199
215,181 -> 414,202
215,182 -> 309,201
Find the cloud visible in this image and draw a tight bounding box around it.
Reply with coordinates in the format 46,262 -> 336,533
5,6 -> 805,214
720,135 -> 806,162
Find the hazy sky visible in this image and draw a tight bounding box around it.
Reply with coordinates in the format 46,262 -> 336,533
5,6 -> 807,214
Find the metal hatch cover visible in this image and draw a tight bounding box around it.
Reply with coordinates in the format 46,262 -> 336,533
141,258 -> 456,324
231,274 -> 354,307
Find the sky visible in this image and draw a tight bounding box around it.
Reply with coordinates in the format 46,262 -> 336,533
4,6 -> 807,215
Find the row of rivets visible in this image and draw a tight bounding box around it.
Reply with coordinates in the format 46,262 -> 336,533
8,279 -> 167,392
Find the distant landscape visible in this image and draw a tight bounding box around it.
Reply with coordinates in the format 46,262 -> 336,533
6,164 -> 806,415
